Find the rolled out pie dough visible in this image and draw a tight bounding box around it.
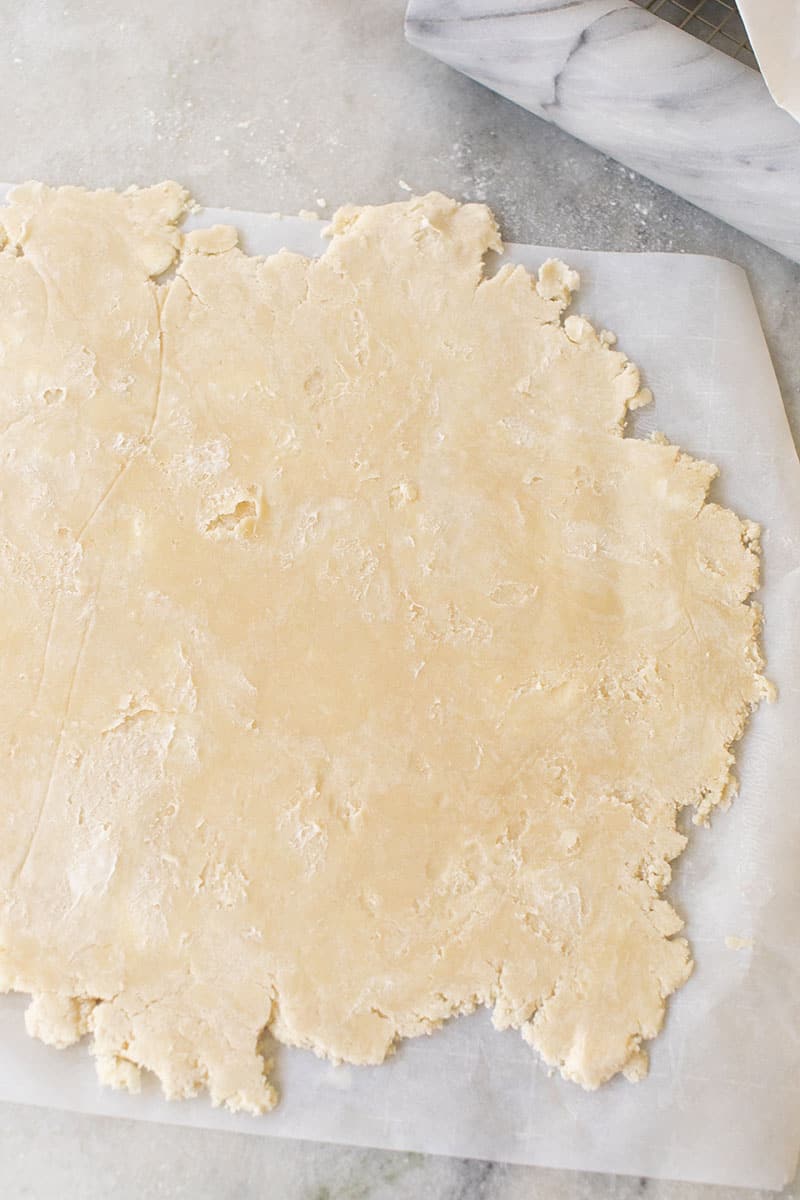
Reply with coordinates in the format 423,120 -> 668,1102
0,184 -> 771,1112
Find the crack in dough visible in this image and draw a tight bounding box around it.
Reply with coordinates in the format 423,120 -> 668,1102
0,183 -> 772,1112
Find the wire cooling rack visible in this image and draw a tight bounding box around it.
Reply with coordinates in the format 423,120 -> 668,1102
631,0 -> 759,70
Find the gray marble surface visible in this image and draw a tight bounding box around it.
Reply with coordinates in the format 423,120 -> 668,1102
1,1 -> 799,1197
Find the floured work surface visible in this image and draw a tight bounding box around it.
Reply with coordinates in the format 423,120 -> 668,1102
0,186 -> 775,1121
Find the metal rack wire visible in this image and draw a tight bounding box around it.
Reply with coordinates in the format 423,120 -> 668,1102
631,0 -> 758,70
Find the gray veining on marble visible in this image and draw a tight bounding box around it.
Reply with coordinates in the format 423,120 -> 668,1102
406,0 -> 800,262
1,0 -> 799,1197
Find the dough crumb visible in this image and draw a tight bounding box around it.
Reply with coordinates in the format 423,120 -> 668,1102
622,1048 -> 649,1082
183,224 -> 239,255
536,257 -> 580,303
94,1052 -> 143,1094
25,993 -> 97,1049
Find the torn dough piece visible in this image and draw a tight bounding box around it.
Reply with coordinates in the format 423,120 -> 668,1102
0,184 -> 771,1112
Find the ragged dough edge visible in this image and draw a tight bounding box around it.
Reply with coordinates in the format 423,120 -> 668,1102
644,441 -> 774,829
0,184 -> 773,1108
24,991 -> 97,1049
0,179 -> 189,277
520,486 -> 773,1089
0,967 -> 279,1114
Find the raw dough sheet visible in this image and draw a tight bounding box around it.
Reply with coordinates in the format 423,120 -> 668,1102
1,191 -> 799,1190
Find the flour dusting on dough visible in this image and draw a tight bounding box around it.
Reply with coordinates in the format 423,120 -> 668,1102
0,184 -> 770,1112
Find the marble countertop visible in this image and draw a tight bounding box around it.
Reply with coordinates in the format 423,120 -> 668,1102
1,1 -> 798,1197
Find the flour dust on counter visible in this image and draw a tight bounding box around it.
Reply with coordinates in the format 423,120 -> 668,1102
0,182 -> 771,1114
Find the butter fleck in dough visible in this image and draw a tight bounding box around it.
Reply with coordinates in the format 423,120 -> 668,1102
0,184 -> 771,1112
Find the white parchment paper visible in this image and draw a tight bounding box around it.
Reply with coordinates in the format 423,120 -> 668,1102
738,0 -> 800,124
1,198 -> 799,1190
